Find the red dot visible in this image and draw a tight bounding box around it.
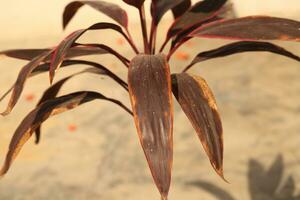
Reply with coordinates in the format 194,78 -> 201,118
25,93 -> 35,102
116,38 -> 125,46
175,51 -> 190,61
68,124 -> 77,132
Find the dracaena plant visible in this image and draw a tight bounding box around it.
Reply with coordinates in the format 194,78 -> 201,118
0,0 -> 300,199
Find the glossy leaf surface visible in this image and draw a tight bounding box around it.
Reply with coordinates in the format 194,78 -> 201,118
184,41 -> 300,71
172,73 -> 224,179
128,54 -> 173,198
190,16 -> 300,42
0,91 -> 131,177
63,0 -> 128,29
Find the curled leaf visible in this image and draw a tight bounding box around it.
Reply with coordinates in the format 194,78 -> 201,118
184,41 -> 300,71
172,73 -> 224,180
189,16 -> 300,42
63,0 -> 128,29
128,54 -> 173,198
0,91 -> 132,177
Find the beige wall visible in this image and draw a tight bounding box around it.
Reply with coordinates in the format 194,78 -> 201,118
0,0 -> 299,41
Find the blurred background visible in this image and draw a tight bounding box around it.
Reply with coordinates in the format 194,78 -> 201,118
0,0 -> 300,200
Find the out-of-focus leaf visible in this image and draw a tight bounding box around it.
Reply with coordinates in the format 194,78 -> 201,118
0,91 -> 132,177
0,50 -> 53,116
171,0 -> 191,19
50,22 -> 129,83
34,65 -> 129,144
0,45 -> 107,61
63,0 -> 128,29
128,54 -> 173,199
189,16 -> 300,42
151,0 -> 185,25
167,0 -> 227,39
187,180 -> 235,200
278,176 -> 296,199
172,73 -> 224,179
122,0 -> 145,9
183,41 -> 300,71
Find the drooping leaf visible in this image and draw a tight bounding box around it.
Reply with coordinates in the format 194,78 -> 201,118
122,0 -> 145,9
187,180 -> 235,200
50,22 -> 129,83
171,0 -> 191,19
0,45 -> 107,61
0,50 -> 53,116
167,0 -> 227,39
0,91 -> 132,177
151,0 -> 185,25
172,73 -> 224,179
189,16 -> 300,42
63,0 -> 128,29
128,54 -> 173,199
34,65 -> 129,144
183,41 -> 300,71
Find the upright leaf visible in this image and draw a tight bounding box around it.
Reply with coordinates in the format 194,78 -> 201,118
171,0 -> 191,19
128,54 -> 173,199
190,16 -> 300,42
122,0 -> 145,9
172,73 -> 224,179
50,22 -> 129,83
0,91 -> 132,177
151,0 -> 185,25
183,41 -> 300,71
63,0 -> 128,29
167,0 -> 227,38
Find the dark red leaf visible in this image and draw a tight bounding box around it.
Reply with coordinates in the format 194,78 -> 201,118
172,73 -> 224,180
167,0 -> 227,39
63,0 -> 128,29
184,41 -> 300,71
34,66 -> 129,144
128,54 -> 173,199
151,0 -> 185,25
189,16 -> 300,42
171,0 -> 191,19
50,22 -> 129,83
122,0 -> 145,9
0,45 -> 107,61
0,50 -> 53,116
0,91 -> 132,177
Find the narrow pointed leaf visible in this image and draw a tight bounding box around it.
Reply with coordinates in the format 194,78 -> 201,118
0,91 -> 132,177
0,45 -> 107,61
151,0 -> 185,25
171,0 -> 191,19
1,50 -> 53,116
128,54 -> 173,198
189,16 -> 300,42
172,73 -> 224,179
63,0 -> 128,29
184,41 -> 300,71
50,22 -> 129,83
122,0 -> 145,9
167,0 -> 227,39
34,66 -> 129,144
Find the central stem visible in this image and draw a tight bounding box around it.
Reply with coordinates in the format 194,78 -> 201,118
139,5 -> 150,54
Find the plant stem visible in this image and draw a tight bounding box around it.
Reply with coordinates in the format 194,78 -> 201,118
139,5 -> 150,54
125,29 -> 140,54
167,37 -> 191,61
149,21 -> 157,54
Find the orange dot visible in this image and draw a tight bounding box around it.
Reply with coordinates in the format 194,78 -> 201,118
175,51 -> 190,61
116,38 -> 125,46
25,93 -> 35,102
68,124 -> 77,132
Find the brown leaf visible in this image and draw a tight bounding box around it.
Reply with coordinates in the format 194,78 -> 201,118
189,16 -> 300,42
172,73 -> 224,180
63,0 -> 128,29
183,41 -> 300,71
128,54 -> 173,198
171,0 -> 191,19
0,91 -> 132,177
122,0 -> 145,9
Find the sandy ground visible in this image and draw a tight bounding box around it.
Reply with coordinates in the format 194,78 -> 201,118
0,3 -> 300,200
